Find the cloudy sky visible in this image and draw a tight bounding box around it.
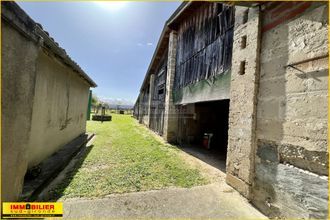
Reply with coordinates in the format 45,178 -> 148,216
17,1 -> 181,105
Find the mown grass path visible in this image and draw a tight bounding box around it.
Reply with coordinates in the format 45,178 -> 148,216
53,114 -> 208,199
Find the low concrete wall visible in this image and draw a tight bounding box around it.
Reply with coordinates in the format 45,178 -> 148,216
27,52 -> 90,167
1,7 -> 92,201
253,2 -> 328,218
1,20 -> 39,202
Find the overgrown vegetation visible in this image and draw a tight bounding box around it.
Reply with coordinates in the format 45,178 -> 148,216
50,114 -> 208,199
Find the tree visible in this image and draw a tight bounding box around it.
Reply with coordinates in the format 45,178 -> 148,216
91,94 -> 100,113
92,94 -> 99,106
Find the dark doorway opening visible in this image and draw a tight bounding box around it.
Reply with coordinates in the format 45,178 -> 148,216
177,99 -> 230,172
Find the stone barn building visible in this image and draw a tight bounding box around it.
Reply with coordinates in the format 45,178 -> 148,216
1,2 -> 97,202
134,1 -> 328,218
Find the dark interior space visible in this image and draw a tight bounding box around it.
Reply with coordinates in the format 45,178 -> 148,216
177,99 -> 230,172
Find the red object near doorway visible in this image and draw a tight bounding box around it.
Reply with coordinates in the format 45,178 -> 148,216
203,133 -> 213,149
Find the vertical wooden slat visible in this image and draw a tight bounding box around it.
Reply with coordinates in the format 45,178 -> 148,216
173,3 -> 234,91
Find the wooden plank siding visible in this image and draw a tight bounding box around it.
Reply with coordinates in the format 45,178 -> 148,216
174,3 -> 234,91
150,50 -> 168,135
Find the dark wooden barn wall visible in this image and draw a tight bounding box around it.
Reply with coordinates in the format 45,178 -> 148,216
174,3 -> 234,90
150,51 -> 168,135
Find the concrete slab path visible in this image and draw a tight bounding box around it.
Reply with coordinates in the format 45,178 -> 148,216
43,130 -> 266,219
62,183 -> 266,219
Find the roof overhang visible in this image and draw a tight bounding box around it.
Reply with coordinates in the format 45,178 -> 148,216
1,1 -> 97,88
137,1 -> 261,94
139,25 -> 171,92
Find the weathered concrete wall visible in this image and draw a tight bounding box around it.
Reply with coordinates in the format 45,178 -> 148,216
163,31 -> 178,143
27,51 -> 90,167
226,6 -> 261,198
173,72 -> 231,105
253,2 -> 328,218
147,74 -> 155,127
2,2 -> 92,201
1,20 -> 39,202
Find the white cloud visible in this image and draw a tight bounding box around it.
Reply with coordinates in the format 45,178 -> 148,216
136,42 -> 153,47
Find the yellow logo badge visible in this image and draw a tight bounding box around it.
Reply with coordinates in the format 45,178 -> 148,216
2,202 -> 63,218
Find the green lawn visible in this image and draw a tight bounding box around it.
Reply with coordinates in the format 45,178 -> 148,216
51,114 -> 208,199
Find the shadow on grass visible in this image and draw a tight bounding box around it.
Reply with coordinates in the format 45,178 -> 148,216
38,144 -> 95,202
